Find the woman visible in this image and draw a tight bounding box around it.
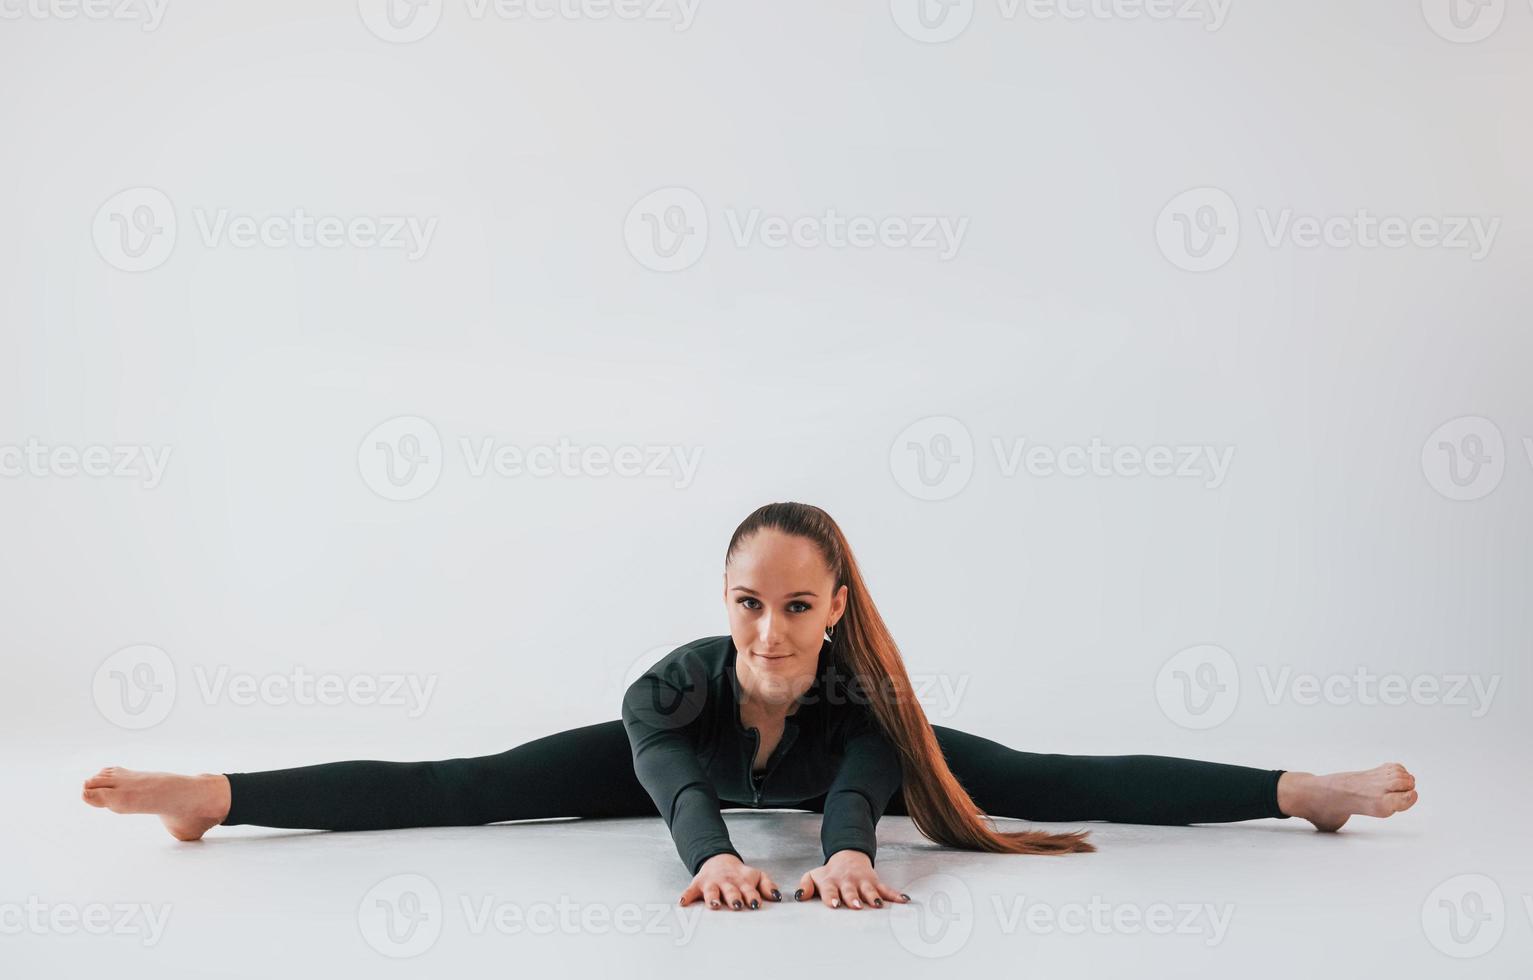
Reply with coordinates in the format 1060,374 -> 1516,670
81,502 -> 1419,913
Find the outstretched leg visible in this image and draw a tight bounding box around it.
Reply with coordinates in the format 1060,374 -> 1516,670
884,727 -> 1417,830
895,726 -> 1287,824
82,720 -> 658,839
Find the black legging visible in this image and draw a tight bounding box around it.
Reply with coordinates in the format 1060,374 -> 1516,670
221,721 -> 1289,832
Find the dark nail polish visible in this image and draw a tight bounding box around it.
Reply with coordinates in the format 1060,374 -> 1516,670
900,893 -> 911,901
750,899 -> 759,909
874,898 -> 883,906
794,888 -> 804,901
732,900 -> 741,909
771,889 -> 781,901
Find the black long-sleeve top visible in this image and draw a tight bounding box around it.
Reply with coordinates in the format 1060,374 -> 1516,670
620,634 -> 905,876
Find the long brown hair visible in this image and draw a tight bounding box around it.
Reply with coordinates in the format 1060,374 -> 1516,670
725,501 -> 1095,856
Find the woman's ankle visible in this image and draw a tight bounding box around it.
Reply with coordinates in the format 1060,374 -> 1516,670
196,773 -> 232,822
1276,771 -> 1316,819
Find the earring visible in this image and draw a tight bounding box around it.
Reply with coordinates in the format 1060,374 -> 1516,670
825,623 -> 836,641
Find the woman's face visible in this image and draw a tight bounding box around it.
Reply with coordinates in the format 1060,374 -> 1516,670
723,529 -> 847,709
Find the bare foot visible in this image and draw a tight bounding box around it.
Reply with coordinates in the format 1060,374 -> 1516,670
81,767 -> 231,841
1277,763 -> 1418,832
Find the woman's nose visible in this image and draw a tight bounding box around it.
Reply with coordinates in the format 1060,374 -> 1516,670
757,615 -> 784,646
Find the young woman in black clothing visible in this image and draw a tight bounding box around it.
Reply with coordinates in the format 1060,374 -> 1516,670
81,502 -> 1418,913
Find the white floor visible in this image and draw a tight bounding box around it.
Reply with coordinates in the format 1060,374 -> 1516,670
8,743 -> 1528,978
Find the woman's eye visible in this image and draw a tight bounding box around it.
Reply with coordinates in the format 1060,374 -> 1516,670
734,597 -> 810,613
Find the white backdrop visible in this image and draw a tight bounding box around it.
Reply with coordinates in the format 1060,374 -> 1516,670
1,0 -> 1529,974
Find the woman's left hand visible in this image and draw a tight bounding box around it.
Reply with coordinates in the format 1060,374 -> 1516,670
795,850 -> 911,909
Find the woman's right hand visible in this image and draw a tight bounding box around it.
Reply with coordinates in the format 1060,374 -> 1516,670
679,853 -> 783,910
